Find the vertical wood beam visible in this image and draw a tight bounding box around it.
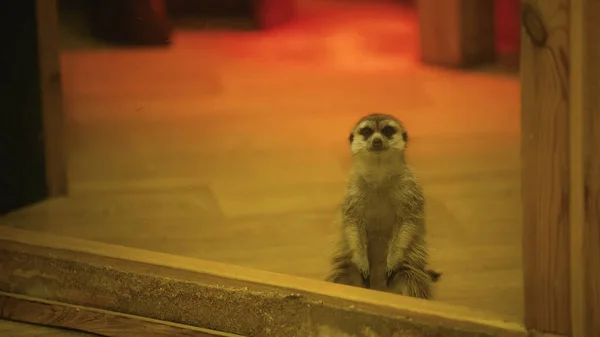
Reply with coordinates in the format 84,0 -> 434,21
417,0 -> 495,68
0,0 -> 67,214
36,0 -> 68,197
581,0 -> 600,329
523,0 -> 600,335
569,0 -> 585,335
520,0 -> 571,335
571,0 -> 600,336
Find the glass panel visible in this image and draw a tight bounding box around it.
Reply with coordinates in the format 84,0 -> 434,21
1,0 -> 522,324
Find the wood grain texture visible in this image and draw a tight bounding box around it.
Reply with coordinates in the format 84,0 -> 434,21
520,0 -> 571,335
575,0 -> 600,335
569,0 -> 585,336
0,318 -> 97,336
0,292 -> 241,337
582,26 -> 600,337
528,333 -> 568,337
36,0 -> 68,196
0,227 -> 527,337
417,0 -> 495,67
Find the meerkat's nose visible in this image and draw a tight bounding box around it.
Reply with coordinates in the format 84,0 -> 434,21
372,138 -> 383,148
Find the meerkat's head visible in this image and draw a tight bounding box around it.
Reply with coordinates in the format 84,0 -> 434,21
348,113 -> 408,162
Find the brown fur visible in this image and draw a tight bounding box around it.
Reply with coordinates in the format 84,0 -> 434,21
325,113 -> 440,299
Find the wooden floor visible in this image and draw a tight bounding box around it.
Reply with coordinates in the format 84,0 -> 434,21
1,1 -> 523,322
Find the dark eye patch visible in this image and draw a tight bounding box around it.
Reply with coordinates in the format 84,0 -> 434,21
381,125 -> 396,138
359,127 -> 374,139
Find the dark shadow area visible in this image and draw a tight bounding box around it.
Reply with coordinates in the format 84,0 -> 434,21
0,1 -> 48,214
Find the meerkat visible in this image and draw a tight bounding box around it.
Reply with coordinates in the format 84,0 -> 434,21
325,113 -> 440,299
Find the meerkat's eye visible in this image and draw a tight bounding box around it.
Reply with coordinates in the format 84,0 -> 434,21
381,125 -> 396,138
359,127 -> 374,139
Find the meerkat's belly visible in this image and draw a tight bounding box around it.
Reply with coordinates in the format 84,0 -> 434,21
364,196 -> 396,290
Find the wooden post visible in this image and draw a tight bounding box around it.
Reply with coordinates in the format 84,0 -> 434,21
581,3 -> 600,333
417,0 -> 495,68
36,0 -> 68,197
520,0 -> 571,335
522,0 -> 600,336
570,0 -> 600,336
0,0 -> 67,214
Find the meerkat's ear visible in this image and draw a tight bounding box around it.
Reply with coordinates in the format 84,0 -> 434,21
402,131 -> 408,145
349,133 -> 354,143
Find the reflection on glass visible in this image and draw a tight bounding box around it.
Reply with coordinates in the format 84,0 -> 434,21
1,0 -> 522,323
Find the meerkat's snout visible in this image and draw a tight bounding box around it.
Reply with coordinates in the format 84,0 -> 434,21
370,136 -> 385,152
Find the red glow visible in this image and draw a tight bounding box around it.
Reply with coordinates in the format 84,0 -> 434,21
495,0 -> 521,56
256,0 -> 297,29
200,2 -> 419,72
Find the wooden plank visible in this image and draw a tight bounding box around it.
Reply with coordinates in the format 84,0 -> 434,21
417,0 -> 495,68
569,1 -> 585,336
572,0 -> 600,336
520,0 -> 571,335
0,318 -> 95,336
36,0 -> 68,197
0,227 -> 526,337
522,1 -> 600,335
581,8 -> 600,335
0,292 -> 240,337
528,333 -> 568,337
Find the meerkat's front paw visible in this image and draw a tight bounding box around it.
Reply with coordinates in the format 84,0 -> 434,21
386,265 -> 409,288
385,252 -> 405,287
360,271 -> 371,288
385,269 -> 395,288
352,255 -> 371,288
